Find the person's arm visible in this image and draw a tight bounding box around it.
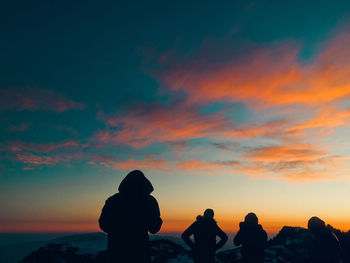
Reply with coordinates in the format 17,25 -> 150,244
147,195 -> 163,234
215,225 -> 228,250
259,226 -> 268,244
98,198 -> 113,233
233,222 -> 244,246
330,232 -> 342,262
181,224 -> 195,250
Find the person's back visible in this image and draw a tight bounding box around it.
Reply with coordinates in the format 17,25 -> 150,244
307,217 -> 341,263
99,170 -> 162,263
182,209 -> 228,263
234,213 -> 267,263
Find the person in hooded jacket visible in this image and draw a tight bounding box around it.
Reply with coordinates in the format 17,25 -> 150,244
99,170 -> 162,263
181,209 -> 228,263
234,213 -> 267,263
307,216 -> 341,263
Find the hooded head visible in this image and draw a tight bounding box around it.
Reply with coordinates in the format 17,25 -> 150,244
204,208 -> 214,219
308,216 -> 326,233
118,170 -> 154,196
196,208 -> 216,223
244,212 -> 258,225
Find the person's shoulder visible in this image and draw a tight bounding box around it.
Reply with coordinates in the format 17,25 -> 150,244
328,231 -> 340,243
215,222 -> 225,232
145,195 -> 160,208
188,221 -> 199,230
257,224 -> 267,235
105,193 -> 120,204
257,224 -> 265,230
196,217 -> 216,229
146,194 -> 159,203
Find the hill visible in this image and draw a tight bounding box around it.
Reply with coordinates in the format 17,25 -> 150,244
18,226 -> 350,263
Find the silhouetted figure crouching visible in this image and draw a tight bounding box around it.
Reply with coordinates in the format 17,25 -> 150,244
234,213 -> 267,263
182,209 -> 228,263
99,170 -> 162,263
307,216 -> 341,263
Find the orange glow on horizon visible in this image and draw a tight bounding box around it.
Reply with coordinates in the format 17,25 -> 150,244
3,220 -> 349,235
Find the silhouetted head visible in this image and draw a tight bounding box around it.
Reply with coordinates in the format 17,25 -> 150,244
118,170 -> 154,195
244,213 -> 258,225
308,216 -> 326,233
204,209 -> 214,219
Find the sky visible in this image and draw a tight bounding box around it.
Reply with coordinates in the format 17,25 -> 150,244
1,0 -> 350,234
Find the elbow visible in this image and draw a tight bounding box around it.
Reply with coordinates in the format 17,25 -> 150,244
220,232 -> 228,243
181,232 -> 190,242
149,218 -> 163,234
263,233 -> 268,243
98,217 -> 108,233
233,238 -> 241,246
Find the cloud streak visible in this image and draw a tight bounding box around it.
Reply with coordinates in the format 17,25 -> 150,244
0,87 -> 84,113
94,103 -> 233,148
5,140 -> 85,168
89,154 -> 169,171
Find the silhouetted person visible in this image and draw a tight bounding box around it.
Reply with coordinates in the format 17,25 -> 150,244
182,209 -> 228,263
307,216 -> 341,263
234,213 -> 267,263
99,170 -> 162,263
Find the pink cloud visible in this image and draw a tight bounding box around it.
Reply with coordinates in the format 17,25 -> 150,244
7,140 -> 86,167
8,140 -> 80,153
7,123 -> 31,131
0,87 -> 84,113
237,144 -> 350,182
246,144 -> 328,162
94,104 -> 233,148
177,159 -> 239,171
15,152 -> 65,165
286,106 -> 350,135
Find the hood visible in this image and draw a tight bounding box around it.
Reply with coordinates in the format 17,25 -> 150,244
244,212 -> 258,225
196,215 -> 216,224
118,170 -> 154,195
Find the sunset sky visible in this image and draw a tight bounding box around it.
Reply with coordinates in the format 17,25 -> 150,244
2,1 -> 350,234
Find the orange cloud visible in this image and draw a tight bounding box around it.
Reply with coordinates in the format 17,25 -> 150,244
160,28 -> 350,108
95,104 -> 232,148
240,144 -> 350,182
177,159 -> 240,171
95,104 -> 295,149
247,145 -> 328,162
287,106 -> 350,135
161,44 -> 303,107
229,118 -> 292,138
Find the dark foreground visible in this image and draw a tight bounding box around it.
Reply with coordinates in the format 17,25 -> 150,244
18,226 -> 350,263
